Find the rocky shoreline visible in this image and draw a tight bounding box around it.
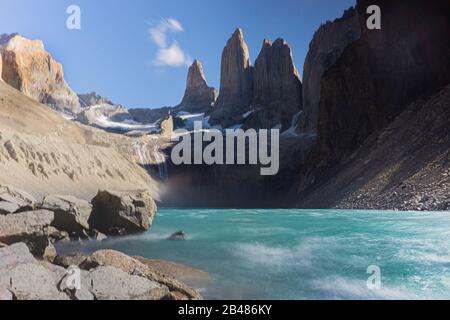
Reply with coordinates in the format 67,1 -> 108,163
0,184 -> 203,300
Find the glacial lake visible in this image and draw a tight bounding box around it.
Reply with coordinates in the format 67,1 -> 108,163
57,209 -> 450,300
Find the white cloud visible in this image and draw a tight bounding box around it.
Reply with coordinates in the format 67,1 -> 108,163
149,18 -> 191,67
154,41 -> 192,67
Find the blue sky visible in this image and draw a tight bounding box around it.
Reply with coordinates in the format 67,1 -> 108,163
0,0 -> 355,108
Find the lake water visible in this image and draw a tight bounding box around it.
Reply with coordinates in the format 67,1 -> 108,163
57,209 -> 450,300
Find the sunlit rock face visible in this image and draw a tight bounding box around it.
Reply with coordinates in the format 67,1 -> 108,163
0,33 -> 81,116
245,38 -> 302,131
209,28 -> 253,128
177,60 -> 216,114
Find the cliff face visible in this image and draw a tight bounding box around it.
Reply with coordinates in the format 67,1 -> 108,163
298,8 -> 361,134
244,39 -> 302,131
294,0 -> 450,204
177,60 -> 216,113
209,28 -> 253,127
0,34 -> 81,116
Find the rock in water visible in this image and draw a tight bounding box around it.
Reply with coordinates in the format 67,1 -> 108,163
209,28 -> 253,127
167,231 -> 187,241
177,60 -> 216,113
39,195 -> 92,234
246,38 -> 302,131
89,190 -> 157,235
298,8 -> 361,134
0,33 -> 81,116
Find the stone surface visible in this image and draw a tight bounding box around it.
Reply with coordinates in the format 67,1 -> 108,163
87,266 -> 169,300
167,231 -> 187,241
81,250 -> 202,300
53,253 -> 88,268
247,38 -> 302,131
89,190 -> 157,235
298,7 -> 361,134
177,60 -> 216,113
0,263 -> 68,300
0,184 -> 37,214
0,210 -> 54,245
0,34 -> 81,116
78,92 -> 113,108
209,28 -> 253,127
0,242 -> 36,269
39,194 -> 91,234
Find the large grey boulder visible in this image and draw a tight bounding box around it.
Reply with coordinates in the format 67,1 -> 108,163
0,242 -> 36,269
81,250 -> 202,300
0,263 -> 68,300
89,190 -> 157,235
209,28 -> 253,127
0,185 -> 37,214
87,266 -> 168,300
0,210 -> 54,257
39,195 -> 91,234
176,60 -> 216,113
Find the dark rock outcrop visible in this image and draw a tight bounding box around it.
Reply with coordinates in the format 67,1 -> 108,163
177,60 -> 216,113
294,0 -> 450,203
298,7 -> 362,133
245,38 -> 302,131
78,92 -> 113,108
167,231 -> 187,241
0,34 -> 81,116
89,190 -> 157,235
209,28 -> 253,127
128,106 -> 172,124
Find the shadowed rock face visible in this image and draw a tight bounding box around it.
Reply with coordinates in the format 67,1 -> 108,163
177,60 -> 216,113
209,28 -> 253,127
246,39 -> 302,131
298,7 -> 361,134
294,0 -> 450,199
0,34 -> 81,116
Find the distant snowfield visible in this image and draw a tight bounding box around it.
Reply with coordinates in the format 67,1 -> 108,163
96,115 -> 159,133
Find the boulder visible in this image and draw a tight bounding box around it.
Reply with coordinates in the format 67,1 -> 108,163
0,210 -> 54,245
39,194 -> 91,234
0,242 -> 36,270
86,266 -> 169,300
89,190 -> 157,235
176,59 -> 216,113
0,184 -> 37,214
209,28 -> 253,127
0,33 -> 81,116
0,263 -> 68,300
167,231 -> 187,241
0,210 -> 55,257
81,250 -> 202,300
53,253 -> 88,268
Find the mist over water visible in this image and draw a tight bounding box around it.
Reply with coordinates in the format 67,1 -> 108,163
58,209 -> 450,299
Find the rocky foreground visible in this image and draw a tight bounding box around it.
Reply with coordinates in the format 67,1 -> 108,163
0,185 -> 202,300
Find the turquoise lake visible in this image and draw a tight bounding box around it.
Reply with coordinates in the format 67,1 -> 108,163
57,209 -> 450,300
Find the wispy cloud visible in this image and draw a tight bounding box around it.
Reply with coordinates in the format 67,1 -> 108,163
149,18 -> 191,67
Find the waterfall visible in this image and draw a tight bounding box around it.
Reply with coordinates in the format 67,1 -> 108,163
133,141 -> 168,181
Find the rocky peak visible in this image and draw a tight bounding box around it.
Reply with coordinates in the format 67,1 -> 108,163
209,28 -> 253,127
248,37 -> 302,130
78,92 -> 114,108
298,7 -> 361,134
177,59 -> 216,113
0,33 -> 81,116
